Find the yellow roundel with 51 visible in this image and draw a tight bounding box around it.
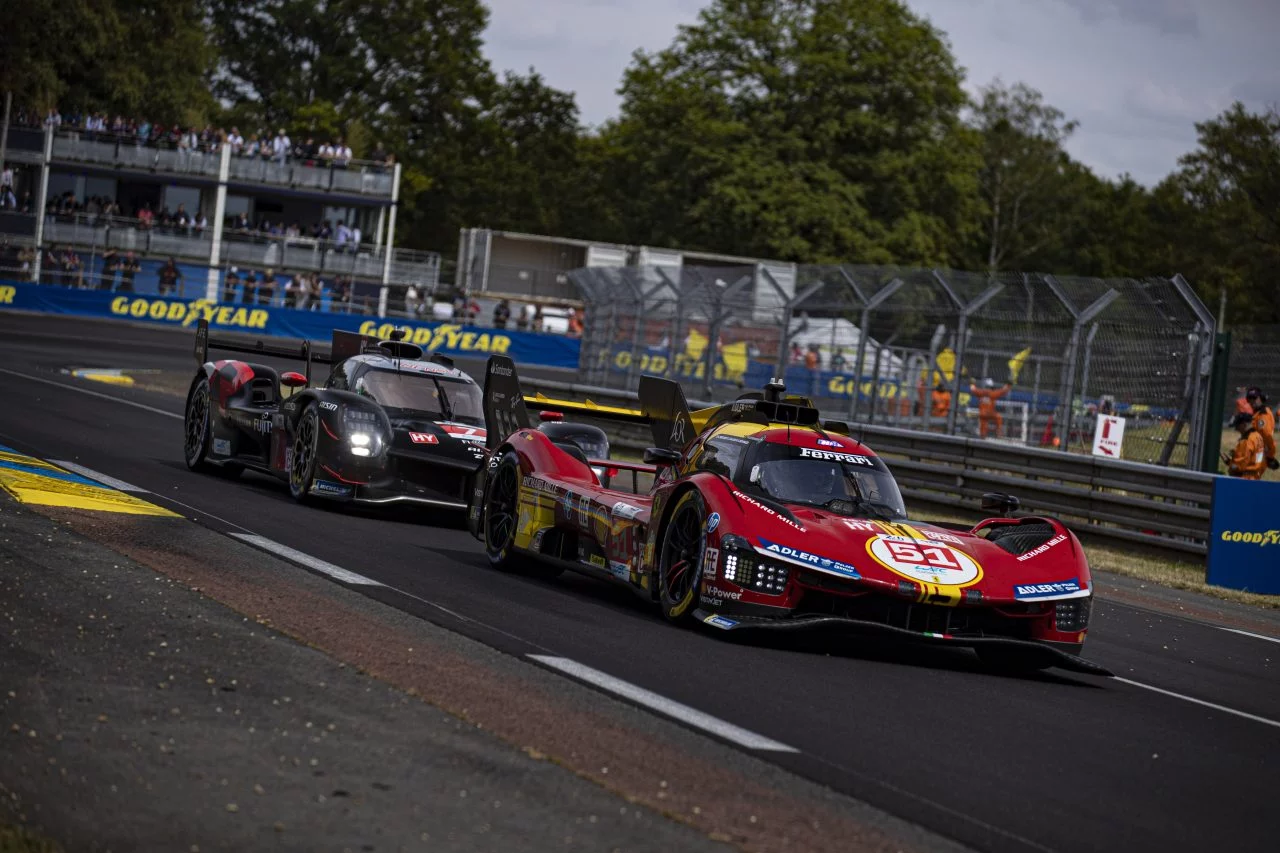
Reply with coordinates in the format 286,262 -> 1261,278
865,533 -> 984,588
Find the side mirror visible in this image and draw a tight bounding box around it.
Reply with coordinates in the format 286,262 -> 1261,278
643,447 -> 682,467
981,492 -> 1020,516
538,410 -> 563,422
280,371 -> 308,388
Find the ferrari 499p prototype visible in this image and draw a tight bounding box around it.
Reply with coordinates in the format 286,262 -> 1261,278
183,320 -> 488,507
467,356 -> 1109,674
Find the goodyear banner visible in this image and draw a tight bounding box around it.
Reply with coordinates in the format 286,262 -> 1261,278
0,280 -> 581,369
1206,476 -> 1280,595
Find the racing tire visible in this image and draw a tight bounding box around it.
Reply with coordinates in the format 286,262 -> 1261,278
183,376 -> 213,472
976,645 -> 1053,673
658,490 -> 707,623
483,452 -> 561,578
289,404 -> 321,503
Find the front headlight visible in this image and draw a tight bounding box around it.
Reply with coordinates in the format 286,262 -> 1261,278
349,432 -> 371,447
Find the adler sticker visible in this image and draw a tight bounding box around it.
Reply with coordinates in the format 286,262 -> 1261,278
866,535 -> 982,587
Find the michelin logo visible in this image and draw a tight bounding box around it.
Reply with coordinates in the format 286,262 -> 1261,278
1014,578 -> 1083,600
311,479 -> 353,497
702,614 -> 739,630
758,538 -> 860,579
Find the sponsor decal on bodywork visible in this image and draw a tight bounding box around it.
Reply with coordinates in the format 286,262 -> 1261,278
704,586 -> 742,601
611,501 -> 643,520
439,423 -> 487,442
607,560 -> 630,581
1014,578 -> 1085,600
866,533 -> 982,587
311,479 -> 353,497
702,614 -> 739,629
1016,533 -> 1068,562
255,414 -> 273,435
842,519 -> 878,532
702,546 -> 719,578
409,432 -> 439,444
758,538 -> 860,579
816,438 -> 843,448
213,438 -> 231,455
733,490 -> 805,531
319,401 -> 338,411
798,447 -> 872,466
706,512 -> 721,533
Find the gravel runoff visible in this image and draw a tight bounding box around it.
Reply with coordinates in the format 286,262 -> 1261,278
0,501 -> 732,853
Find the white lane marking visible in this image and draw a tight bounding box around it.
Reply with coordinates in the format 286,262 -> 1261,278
1219,627 -> 1280,645
0,367 -> 182,420
50,460 -> 146,492
528,655 -> 799,753
230,534 -> 384,587
1113,677 -> 1280,730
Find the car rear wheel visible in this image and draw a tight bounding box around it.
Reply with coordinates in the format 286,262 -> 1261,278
289,405 -> 320,502
184,377 -> 212,471
658,491 -> 706,623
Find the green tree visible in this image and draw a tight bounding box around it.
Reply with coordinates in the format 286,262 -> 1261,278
1171,103 -> 1280,323
969,79 -> 1079,273
1,0 -> 213,124
599,0 -> 979,264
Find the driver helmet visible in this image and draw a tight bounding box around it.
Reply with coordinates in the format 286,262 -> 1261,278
982,377 -> 995,389
761,460 -> 841,499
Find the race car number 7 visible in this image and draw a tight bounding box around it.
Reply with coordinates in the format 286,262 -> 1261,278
886,541 -> 960,569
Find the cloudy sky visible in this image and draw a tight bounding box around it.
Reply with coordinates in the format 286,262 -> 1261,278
481,0 -> 1280,186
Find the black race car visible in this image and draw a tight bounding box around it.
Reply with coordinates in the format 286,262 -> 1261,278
182,320 -> 488,508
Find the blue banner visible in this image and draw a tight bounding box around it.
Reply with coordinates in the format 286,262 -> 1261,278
0,280 -> 581,370
1206,476 -> 1280,595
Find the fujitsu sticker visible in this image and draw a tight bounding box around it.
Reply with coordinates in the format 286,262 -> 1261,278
409,432 -> 439,444
866,535 -> 982,587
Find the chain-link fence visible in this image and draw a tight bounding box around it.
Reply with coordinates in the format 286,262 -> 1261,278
568,264 -> 1217,469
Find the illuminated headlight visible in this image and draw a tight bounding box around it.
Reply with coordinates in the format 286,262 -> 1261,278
716,535 -> 788,595
346,430 -> 381,457
349,433 -> 371,447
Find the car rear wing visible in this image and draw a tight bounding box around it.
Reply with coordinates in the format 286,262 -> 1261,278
194,321 -> 440,385
479,354 -> 699,452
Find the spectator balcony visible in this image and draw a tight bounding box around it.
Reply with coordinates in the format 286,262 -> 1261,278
15,129 -> 395,200
26,212 -> 438,288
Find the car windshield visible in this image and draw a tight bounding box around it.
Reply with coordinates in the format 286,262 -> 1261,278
744,443 -> 907,520
353,369 -> 484,422
553,429 -> 608,459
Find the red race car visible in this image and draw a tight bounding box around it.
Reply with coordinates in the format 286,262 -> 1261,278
468,356 -> 1108,675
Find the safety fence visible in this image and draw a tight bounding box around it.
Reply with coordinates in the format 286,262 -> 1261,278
512,374 -> 1214,560
568,265 -> 1217,471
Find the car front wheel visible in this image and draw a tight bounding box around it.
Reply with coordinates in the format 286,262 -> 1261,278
658,491 -> 707,623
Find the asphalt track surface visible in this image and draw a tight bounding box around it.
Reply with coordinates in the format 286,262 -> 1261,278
1,313 -> 1278,853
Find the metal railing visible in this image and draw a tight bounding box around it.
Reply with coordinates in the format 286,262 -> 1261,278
47,131 -> 394,197
508,374 -> 1215,560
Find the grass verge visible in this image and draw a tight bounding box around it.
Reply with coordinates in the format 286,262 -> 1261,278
0,824 -> 63,853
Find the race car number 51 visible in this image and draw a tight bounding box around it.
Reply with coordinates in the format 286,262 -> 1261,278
866,536 -> 982,586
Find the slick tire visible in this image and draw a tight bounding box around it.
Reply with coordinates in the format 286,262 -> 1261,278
289,404 -> 320,503
183,376 -> 213,472
976,645 -> 1053,673
483,452 -> 561,578
658,490 -> 707,623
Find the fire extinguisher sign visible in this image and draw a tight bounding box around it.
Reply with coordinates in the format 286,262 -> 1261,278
1091,415 -> 1126,458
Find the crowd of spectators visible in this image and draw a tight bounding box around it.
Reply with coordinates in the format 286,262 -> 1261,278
40,190 -> 376,258
14,107 -> 396,172
15,108 -> 391,174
